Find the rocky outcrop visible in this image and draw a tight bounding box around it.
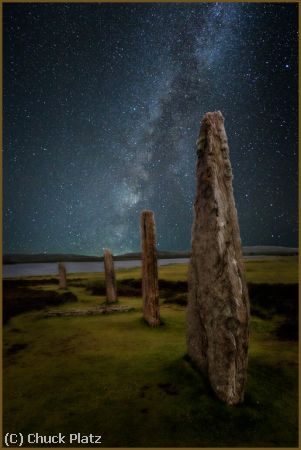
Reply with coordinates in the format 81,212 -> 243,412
45,305 -> 134,317
141,211 -> 160,327
104,249 -> 117,303
187,111 -> 250,405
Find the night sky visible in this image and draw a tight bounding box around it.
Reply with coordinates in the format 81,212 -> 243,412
4,3 -> 298,256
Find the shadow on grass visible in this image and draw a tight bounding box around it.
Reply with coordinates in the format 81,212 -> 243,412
3,284 -> 77,323
158,354 -> 298,447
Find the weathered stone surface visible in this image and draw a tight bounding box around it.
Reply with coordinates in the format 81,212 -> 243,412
103,248 -> 117,303
187,111 -> 250,405
141,210 -> 160,327
45,305 -> 134,317
58,262 -> 67,289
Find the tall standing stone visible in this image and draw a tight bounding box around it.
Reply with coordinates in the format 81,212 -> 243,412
104,249 -> 117,303
58,262 -> 67,289
187,111 -> 250,405
141,210 -> 160,327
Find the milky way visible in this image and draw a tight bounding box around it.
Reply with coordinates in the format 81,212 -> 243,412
4,3 -> 298,255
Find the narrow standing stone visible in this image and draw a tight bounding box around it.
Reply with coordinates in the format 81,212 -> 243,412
104,248 -> 117,303
58,262 -> 67,289
187,111 -> 250,405
141,210 -> 160,327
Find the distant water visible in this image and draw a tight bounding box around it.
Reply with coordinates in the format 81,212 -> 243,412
2,254 -> 290,278
3,258 -> 190,278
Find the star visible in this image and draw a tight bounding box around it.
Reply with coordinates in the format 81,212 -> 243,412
3,2 -> 298,254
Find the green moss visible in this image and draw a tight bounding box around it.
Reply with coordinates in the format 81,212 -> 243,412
244,256 -> 298,284
3,256 -> 298,447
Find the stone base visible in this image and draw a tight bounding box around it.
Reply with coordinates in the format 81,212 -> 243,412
45,305 -> 134,317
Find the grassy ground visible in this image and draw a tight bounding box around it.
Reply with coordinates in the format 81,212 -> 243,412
3,257 -> 299,447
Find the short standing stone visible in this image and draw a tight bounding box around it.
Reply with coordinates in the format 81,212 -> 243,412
58,262 -> 67,289
141,210 -> 160,327
104,248 -> 117,303
187,111 -> 250,405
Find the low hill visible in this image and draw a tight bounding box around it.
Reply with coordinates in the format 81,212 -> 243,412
3,246 -> 298,264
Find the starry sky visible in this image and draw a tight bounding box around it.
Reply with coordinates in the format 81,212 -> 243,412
4,2 -> 298,256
